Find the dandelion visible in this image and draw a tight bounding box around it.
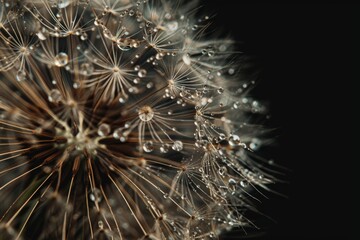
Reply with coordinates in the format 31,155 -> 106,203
0,0 -> 277,239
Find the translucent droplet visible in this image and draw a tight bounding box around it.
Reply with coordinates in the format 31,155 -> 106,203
98,123 -> 110,137
228,178 -> 237,186
160,144 -> 169,153
229,135 -> 241,146
36,31 -> 46,40
217,87 -> 224,94
219,133 -> 226,140
208,50 -> 215,57
138,69 -> 147,78
98,220 -> 104,229
182,54 -> 191,65
80,32 -> 88,41
54,52 -> 68,67
249,138 -> 261,150
58,0 -> 70,9
143,141 -> 154,152
240,180 -> 249,187
172,140 -> 183,151
233,101 -> 240,109
138,106 -> 154,121
89,188 -> 102,202
73,81 -> 81,89
228,68 -> 235,75
80,62 -> 94,75
113,128 -> 123,139
166,21 -> 178,31
48,89 -> 62,103
16,70 -> 26,82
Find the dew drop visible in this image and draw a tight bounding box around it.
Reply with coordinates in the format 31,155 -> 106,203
138,106 -> 154,121
98,123 -> 110,137
160,144 -> 169,153
113,128 -> 123,139
249,138 -> 261,150
240,180 -> 249,187
48,89 -> 62,103
172,140 -> 183,151
80,32 -> 88,41
73,81 -> 81,89
228,68 -> 235,75
208,50 -> 215,57
229,134 -> 241,146
36,31 -> 46,40
58,0 -> 70,9
138,69 -> 147,78
89,188 -> 102,202
182,54 -> 191,65
54,52 -> 68,67
16,70 -> 26,82
217,87 -> 224,94
143,141 -> 154,152
166,21 -> 178,31
219,133 -> 226,140
233,101 -> 240,109
98,220 -> 104,229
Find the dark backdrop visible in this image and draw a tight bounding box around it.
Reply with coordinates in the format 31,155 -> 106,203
200,2 -> 356,240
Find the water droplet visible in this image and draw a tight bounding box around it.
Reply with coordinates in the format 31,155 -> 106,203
182,54 -> 191,65
163,193 -> 169,199
58,0 -> 70,9
217,87 -> 224,94
229,134 -> 241,146
138,69 -> 147,78
80,32 -> 88,41
138,106 -> 154,121
98,123 -> 110,136
48,89 -> 62,103
36,31 -> 46,40
143,141 -> 154,152
54,52 -> 68,67
228,68 -> 235,75
172,140 -> 183,151
166,21 -> 178,31
233,101 -> 240,109
113,128 -> 123,139
98,220 -> 104,229
160,144 -> 169,153
16,70 -> 26,82
73,81 -> 81,89
240,180 -> 249,187
228,178 -> 237,186
249,138 -> 261,150
208,50 -> 215,57
89,188 -> 102,202
80,62 -> 94,75
219,133 -> 226,140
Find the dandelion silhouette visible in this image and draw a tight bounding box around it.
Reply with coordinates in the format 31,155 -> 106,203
0,0 -> 276,239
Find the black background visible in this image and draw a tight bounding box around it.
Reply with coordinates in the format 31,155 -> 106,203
200,2 -> 357,240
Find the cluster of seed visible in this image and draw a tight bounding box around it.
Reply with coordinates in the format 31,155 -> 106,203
0,0 -> 275,239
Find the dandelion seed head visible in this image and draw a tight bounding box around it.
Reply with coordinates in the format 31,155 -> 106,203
0,0 -> 277,239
